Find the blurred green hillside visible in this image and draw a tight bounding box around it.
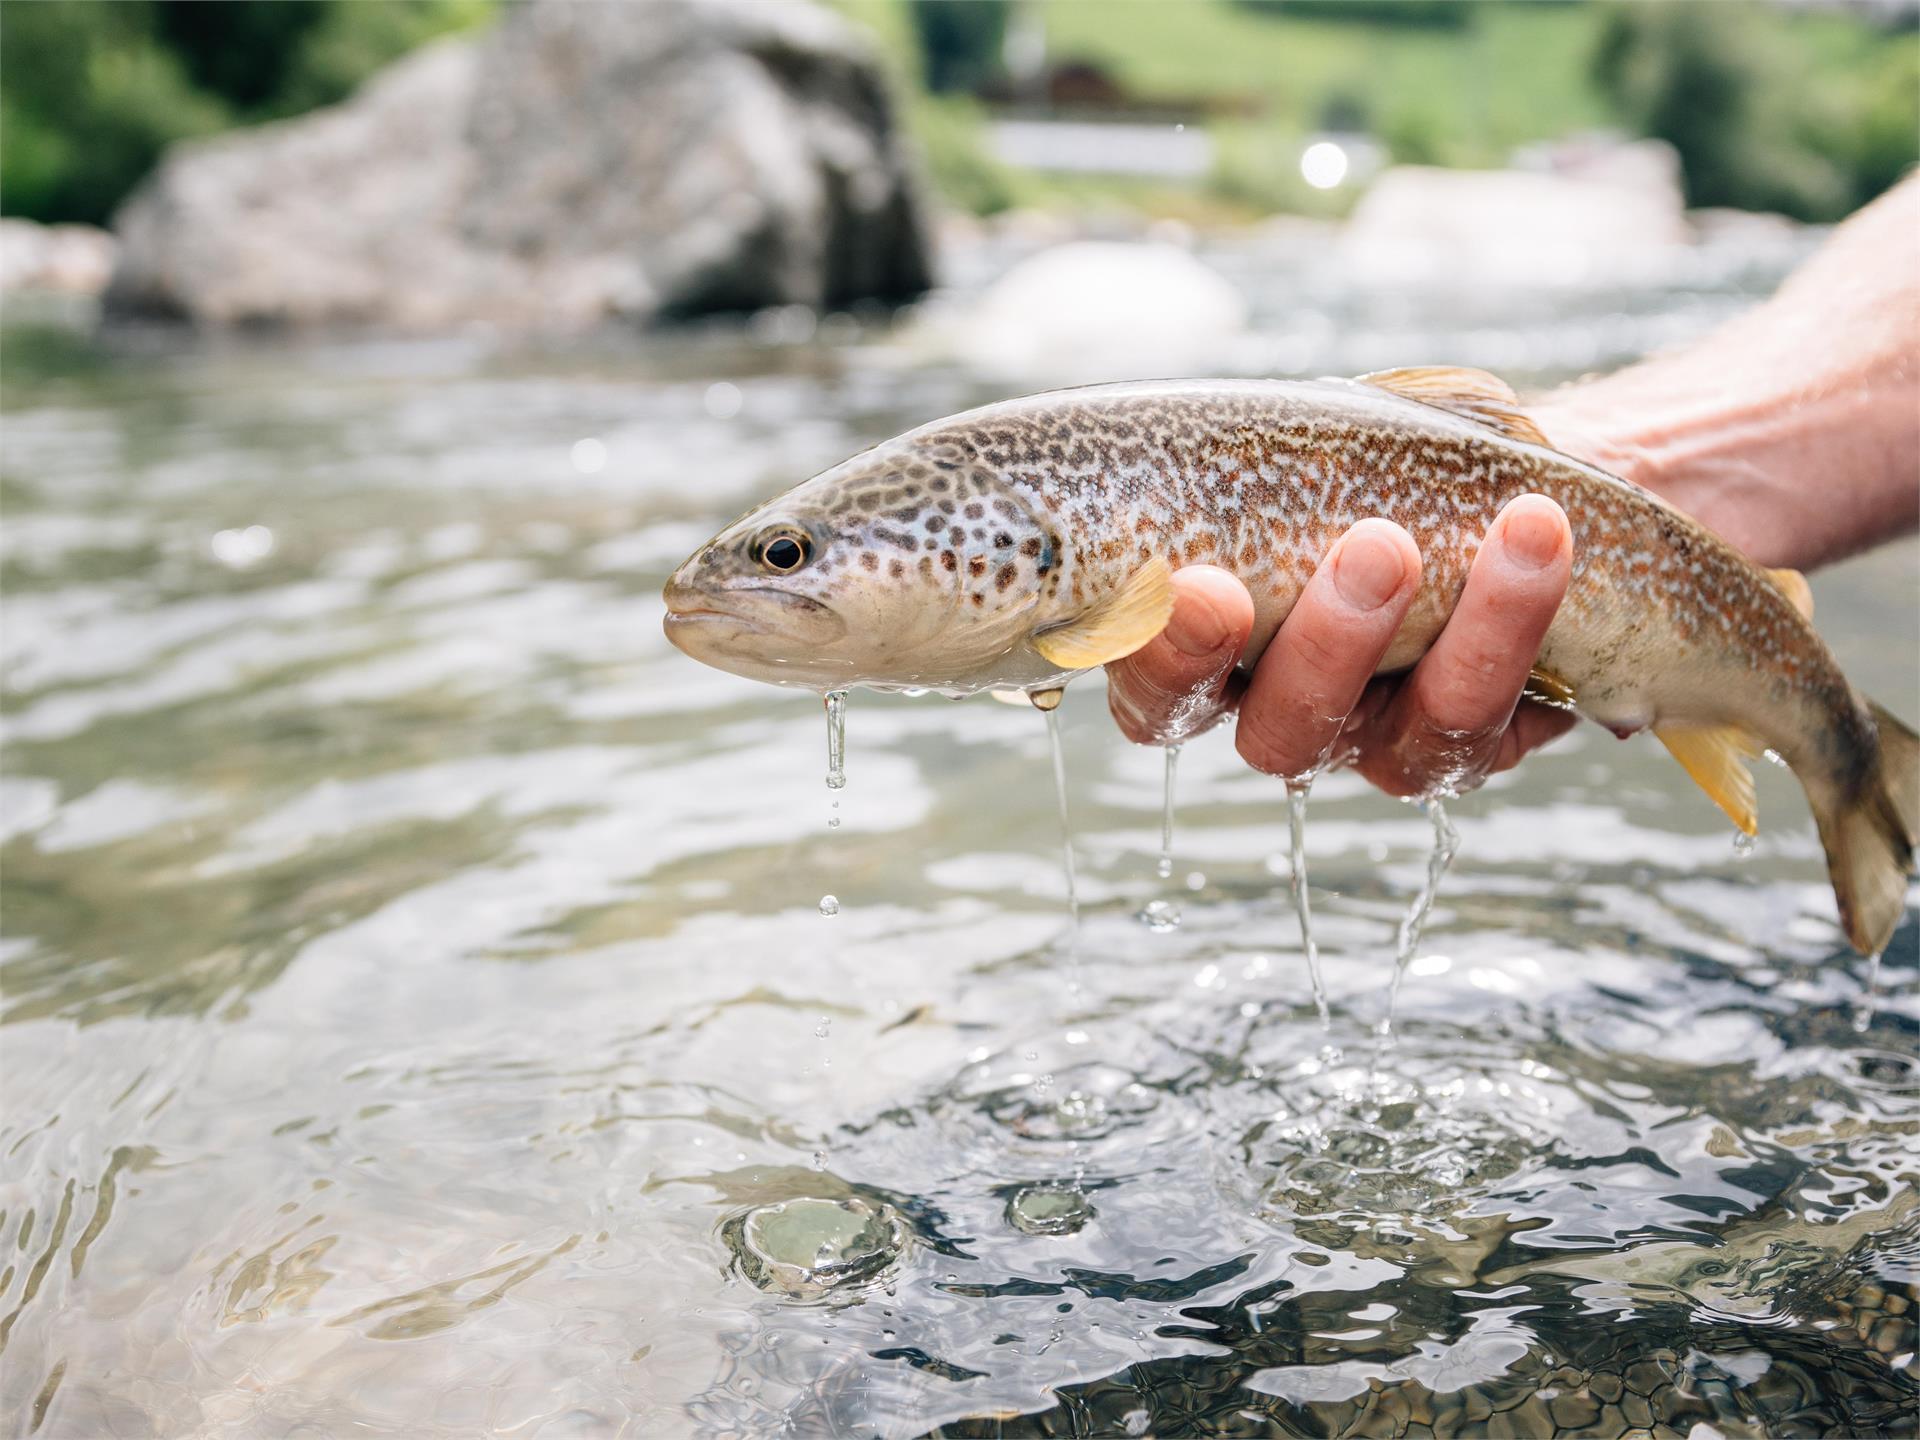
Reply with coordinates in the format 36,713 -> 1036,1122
2,0 -> 1912,230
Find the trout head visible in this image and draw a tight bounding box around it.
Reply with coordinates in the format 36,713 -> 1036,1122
663,442 -> 1073,694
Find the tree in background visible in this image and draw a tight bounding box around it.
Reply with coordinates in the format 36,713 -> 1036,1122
1592,1 -> 1914,222
910,0 -> 1008,94
0,0 -> 491,226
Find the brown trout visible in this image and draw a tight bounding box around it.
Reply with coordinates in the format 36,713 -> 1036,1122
663,368 -> 1918,953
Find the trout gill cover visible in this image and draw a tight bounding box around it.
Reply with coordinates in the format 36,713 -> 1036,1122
663,368 -> 1918,955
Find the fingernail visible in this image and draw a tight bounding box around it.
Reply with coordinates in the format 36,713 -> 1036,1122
1165,597 -> 1230,657
1500,500 -> 1564,572
1332,527 -> 1407,611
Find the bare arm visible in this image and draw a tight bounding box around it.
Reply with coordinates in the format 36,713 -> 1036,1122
1531,175 -> 1920,571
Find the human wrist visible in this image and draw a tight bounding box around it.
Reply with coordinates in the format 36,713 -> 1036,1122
1528,390 -> 1800,568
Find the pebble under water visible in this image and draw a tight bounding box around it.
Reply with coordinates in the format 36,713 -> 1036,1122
1,232 -> 1916,1439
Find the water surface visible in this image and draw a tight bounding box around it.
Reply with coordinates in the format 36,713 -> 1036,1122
2,231 -> 1915,1437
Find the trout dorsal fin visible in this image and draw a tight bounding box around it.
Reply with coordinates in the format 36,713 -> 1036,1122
1655,724 -> 1763,836
1358,366 -> 1552,449
1032,556 -> 1174,670
1766,567 -> 1814,620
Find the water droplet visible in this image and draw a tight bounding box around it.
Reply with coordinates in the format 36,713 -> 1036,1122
1136,898 -> 1182,932
1731,831 -> 1755,859
811,1149 -> 829,1170
818,895 -> 839,917
813,1017 -> 832,1038
726,1196 -> 904,1298
1006,1183 -> 1095,1236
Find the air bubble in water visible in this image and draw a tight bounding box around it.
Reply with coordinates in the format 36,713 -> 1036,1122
818,895 -> 839,917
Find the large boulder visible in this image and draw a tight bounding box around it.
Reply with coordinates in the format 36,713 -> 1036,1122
105,0 -> 931,331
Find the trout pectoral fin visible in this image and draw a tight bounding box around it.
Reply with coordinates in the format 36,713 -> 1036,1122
1655,724 -> 1763,836
1032,556 -> 1174,670
1358,365 -> 1551,449
1523,666 -> 1578,710
1765,567 -> 1814,620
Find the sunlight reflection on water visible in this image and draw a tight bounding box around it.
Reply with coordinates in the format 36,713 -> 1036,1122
1,228 -> 1915,1437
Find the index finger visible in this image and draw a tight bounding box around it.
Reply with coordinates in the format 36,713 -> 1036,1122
1105,565 -> 1254,744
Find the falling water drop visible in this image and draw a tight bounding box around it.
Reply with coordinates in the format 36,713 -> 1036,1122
818,894 -> 839,917
1377,798 -> 1459,1047
1731,830 -> 1755,859
1287,781 -> 1331,1030
1137,900 -> 1181,932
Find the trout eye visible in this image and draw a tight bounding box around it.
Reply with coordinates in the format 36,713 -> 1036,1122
756,529 -> 811,574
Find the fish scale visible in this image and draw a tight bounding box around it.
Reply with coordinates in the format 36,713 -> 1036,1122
664,368 -> 1917,954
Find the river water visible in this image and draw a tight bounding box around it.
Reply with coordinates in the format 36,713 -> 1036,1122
2,224 -> 1915,1438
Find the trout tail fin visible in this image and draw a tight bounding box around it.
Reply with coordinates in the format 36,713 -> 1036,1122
1812,700 -> 1918,955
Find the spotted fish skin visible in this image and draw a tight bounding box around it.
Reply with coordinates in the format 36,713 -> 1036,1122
664,375 -> 1917,952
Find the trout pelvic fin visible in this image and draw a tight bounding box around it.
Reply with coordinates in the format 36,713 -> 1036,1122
1358,365 -> 1552,449
1032,556 -> 1174,671
1655,723 -> 1763,836
1765,566 -> 1814,620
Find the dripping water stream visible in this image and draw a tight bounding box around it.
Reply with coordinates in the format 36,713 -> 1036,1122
1158,744 -> 1180,881
1286,781 -> 1332,1031
1042,704 -> 1082,993
1138,744 -> 1183,931
1854,950 -> 1884,1033
1376,798 -> 1459,1051
814,688 -> 849,1170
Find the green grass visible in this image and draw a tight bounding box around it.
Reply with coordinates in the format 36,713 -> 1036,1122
819,0 -> 1917,220
1038,0 -> 1615,165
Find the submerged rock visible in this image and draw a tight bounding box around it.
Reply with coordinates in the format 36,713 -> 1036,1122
105,0 -> 931,332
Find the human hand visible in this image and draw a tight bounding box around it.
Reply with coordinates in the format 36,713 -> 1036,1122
1105,495 -> 1575,798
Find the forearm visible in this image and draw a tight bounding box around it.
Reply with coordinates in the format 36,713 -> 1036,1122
1531,177 -> 1920,571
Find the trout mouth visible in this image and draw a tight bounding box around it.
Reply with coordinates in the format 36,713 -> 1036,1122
662,582 -> 847,654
